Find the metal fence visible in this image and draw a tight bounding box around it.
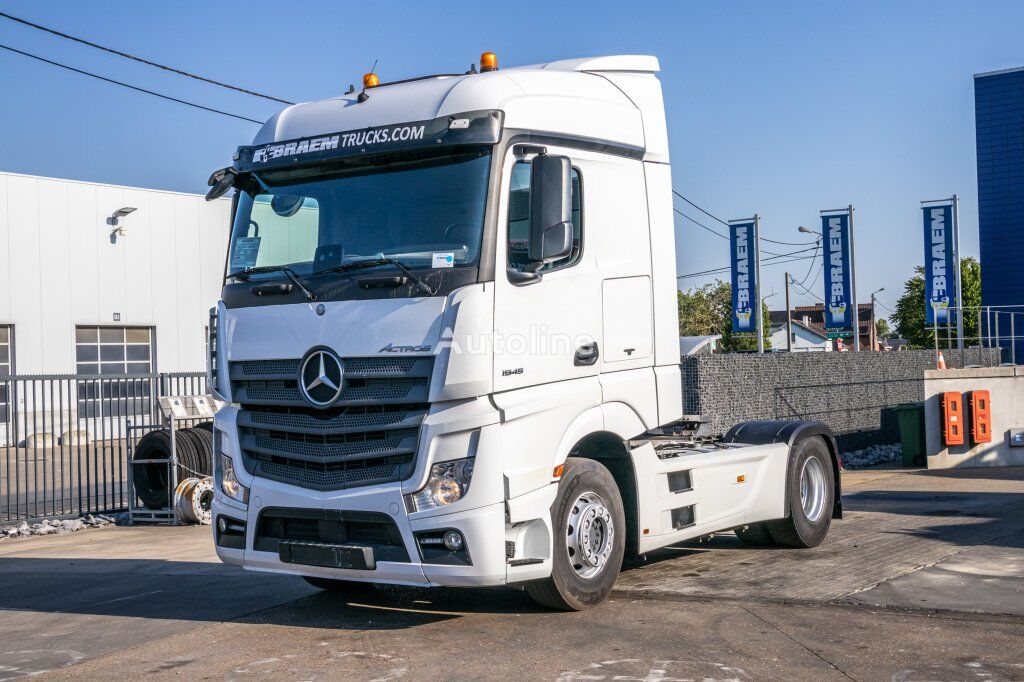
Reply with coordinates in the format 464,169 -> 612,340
1,372 -> 206,524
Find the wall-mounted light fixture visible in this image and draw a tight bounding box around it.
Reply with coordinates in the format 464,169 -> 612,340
108,207 -> 137,236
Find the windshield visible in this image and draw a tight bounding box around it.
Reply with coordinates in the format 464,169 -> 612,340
226,148 -> 491,280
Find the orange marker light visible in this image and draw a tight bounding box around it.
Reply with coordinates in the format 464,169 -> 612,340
552,463 -> 565,479
737,475 -> 746,483
363,72 -> 379,88
480,52 -> 498,72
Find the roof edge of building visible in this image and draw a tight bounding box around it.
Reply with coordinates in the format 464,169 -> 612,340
0,169 -> 229,201
974,65 -> 1024,79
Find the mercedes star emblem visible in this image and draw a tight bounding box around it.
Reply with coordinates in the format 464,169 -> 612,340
299,348 -> 344,407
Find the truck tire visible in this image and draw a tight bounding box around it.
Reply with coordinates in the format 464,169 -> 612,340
767,437 -> 834,548
734,522 -> 776,546
525,457 -> 625,611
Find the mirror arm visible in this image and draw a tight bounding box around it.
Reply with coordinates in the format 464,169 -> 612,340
507,268 -> 541,285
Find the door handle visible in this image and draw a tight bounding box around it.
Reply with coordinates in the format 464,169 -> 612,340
574,342 -> 599,366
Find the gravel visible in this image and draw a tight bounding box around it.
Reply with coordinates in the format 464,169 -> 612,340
840,444 -> 903,469
0,512 -> 129,542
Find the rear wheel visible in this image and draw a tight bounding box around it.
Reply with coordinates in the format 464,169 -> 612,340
767,437 -> 835,548
525,457 -> 626,611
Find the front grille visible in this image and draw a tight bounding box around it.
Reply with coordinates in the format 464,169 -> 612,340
254,507 -> 410,563
232,355 -> 433,491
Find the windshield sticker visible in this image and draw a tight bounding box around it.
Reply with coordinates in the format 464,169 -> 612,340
432,252 -> 455,269
230,237 -> 261,270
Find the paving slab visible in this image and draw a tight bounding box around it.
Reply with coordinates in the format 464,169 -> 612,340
615,467 -> 1024,606
0,467 -> 1022,679
0,525 -> 314,680
43,590 -> 1024,681
848,531 -> 1024,616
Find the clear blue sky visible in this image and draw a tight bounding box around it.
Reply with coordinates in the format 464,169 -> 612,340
2,0 -> 1022,315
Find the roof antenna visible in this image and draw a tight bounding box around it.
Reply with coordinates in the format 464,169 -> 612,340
358,58 -> 378,103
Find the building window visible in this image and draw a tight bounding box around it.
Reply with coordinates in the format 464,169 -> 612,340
507,162 -> 583,273
75,326 -> 154,375
74,326 -> 155,418
0,326 -> 12,422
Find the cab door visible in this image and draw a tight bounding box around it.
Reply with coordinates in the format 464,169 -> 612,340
492,145 -> 602,391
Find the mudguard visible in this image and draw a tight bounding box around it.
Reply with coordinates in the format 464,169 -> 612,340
722,419 -> 842,519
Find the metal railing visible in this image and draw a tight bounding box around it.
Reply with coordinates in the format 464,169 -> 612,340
925,305 -> 1024,365
0,371 -> 206,524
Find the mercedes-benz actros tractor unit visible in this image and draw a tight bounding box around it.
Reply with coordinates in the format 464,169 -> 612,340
206,53 -> 840,610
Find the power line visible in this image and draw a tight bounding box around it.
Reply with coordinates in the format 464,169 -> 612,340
792,243 -> 821,287
792,280 -> 824,303
677,251 -> 818,279
673,207 -> 728,240
0,11 -> 294,105
0,43 -> 264,124
671,189 -> 817,247
672,206 -> 801,258
673,189 -> 729,227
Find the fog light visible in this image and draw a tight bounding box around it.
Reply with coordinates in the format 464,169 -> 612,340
217,516 -> 227,533
443,530 -> 464,551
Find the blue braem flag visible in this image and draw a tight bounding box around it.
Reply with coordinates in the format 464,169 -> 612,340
822,213 -> 854,332
730,220 -> 758,334
922,204 -> 956,326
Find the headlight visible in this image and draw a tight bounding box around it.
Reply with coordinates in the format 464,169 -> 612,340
406,458 -> 475,512
214,429 -> 248,504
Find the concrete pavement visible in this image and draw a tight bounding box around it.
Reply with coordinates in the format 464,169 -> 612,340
0,467 -> 1022,680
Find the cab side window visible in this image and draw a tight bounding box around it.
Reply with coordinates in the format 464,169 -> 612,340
507,162 -> 582,272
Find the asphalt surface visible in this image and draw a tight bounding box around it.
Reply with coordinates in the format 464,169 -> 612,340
0,467 -> 1022,681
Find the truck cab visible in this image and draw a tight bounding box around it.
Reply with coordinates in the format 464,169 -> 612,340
208,54 -> 839,610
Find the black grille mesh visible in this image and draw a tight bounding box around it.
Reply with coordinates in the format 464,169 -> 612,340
232,355 -> 432,491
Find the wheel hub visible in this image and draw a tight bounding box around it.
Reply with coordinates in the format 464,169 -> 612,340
566,492 -> 614,579
800,456 -> 827,522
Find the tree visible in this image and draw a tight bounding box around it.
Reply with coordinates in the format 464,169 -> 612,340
875,317 -> 890,339
678,279 -> 771,352
891,257 -> 980,349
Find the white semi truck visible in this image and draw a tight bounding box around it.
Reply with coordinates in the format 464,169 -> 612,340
206,53 -> 841,610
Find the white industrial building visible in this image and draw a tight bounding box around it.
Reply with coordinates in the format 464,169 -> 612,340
0,171 -> 230,377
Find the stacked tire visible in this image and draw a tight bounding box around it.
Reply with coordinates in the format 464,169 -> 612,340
132,422 -> 216,510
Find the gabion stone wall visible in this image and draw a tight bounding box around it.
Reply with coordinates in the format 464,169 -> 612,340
681,348 -> 1000,450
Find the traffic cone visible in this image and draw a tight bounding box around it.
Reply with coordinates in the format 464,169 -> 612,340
937,351 -> 947,370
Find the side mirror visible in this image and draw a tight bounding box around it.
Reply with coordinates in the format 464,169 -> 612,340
205,167 -> 237,202
527,154 -> 573,266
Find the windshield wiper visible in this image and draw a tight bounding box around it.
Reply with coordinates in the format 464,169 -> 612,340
312,258 -> 436,296
228,265 -> 316,301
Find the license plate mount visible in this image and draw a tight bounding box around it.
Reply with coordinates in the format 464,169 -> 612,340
279,541 -> 375,570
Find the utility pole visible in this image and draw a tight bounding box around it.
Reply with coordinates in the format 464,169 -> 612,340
952,194 -> 964,351
849,205 -> 860,352
870,292 -> 877,351
869,287 -> 884,351
785,272 -> 793,352
754,214 -> 764,354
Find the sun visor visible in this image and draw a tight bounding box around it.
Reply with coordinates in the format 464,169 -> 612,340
235,110 -> 503,173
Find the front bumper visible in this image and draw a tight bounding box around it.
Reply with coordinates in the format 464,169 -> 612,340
214,488 -> 510,587
212,402 -> 556,588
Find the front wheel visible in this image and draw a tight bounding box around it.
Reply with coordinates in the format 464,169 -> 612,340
525,458 -> 626,611
767,437 -> 835,548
